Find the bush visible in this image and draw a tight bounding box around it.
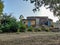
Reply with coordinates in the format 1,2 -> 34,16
0,15 -> 18,33
0,30 -> 3,33
1,24 -> 10,32
10,22 -> 18,32
34,28 -> 41,32
27,26 -> 33,32
45,28 -> 50,32
19,25 -> 26,32
51,28 -> 60,32
0,24 -> 3,33
41,27 -> 50,32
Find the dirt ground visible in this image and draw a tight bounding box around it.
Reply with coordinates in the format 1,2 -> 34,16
0,32 -> 60,45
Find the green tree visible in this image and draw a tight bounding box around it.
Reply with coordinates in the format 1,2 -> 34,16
18,15 -> 26,32
25,0 -> 60,17
0,0 -> 4,15
0,0 -> 4,25
17,15 -> 24,32
1,13 -> 18,32
19,15 -> 24,20
19,15 -> 24,26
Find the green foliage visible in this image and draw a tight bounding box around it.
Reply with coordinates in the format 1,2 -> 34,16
45,28 -> 50,32
0,14 -> 18,32
0,24 -> 3,33
34,28 -> 41,32
16,29 -> 20,34
0,0 -> 4,15
27,26 -> 33,32
18,15 -> 26,32
19,15 -> 24,20
0,30 -> 2,33
18,20 -> 26,32
1,24 -> 10,32
41,27 -> 50,32
25,0 -> 60,16
19,25 -> 26,32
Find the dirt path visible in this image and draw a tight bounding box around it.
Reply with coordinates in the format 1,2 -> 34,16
0,32 -> 60,41
0,32 -> 60,45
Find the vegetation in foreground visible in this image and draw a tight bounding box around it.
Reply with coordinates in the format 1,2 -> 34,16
0,0 -> 60,33
0,32 -> 60,45
0,14 -> 60,33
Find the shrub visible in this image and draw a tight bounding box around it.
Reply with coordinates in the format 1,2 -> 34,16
27,26 -> 33,32
34,28 -> 41,32
0,30 -> 3,33
45,28 -> 50,32
41,26 -> 50,32
10,22 -> 18,32
51,28 -> 60,32
0,15 -> 18,33
2,24 -> 10,32
41,27 -> 45,31
19,25 -> 26,32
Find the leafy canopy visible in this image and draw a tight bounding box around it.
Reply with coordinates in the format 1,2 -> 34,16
0,13 -> 18,32
24,0 -> 60,16
0,0 -> 4,15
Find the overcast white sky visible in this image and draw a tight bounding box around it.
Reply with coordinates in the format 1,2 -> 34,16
35,6 -> 59,22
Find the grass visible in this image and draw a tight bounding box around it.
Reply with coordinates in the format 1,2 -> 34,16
0,32 -> 60,45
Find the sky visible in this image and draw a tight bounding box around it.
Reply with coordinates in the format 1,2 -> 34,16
3,0 -> 59,22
